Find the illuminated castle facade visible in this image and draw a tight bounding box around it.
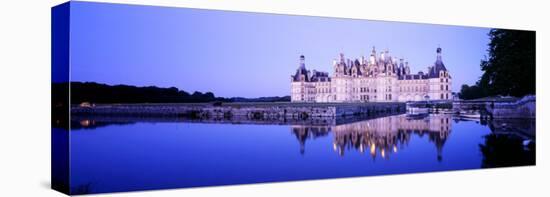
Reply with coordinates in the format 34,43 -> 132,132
291,47 -> 452,102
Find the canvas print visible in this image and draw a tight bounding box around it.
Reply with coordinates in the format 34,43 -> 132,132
52,1 -> 536,195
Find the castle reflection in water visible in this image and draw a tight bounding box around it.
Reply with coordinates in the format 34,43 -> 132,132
291,114 -> 451,160
72,112 -> 534,165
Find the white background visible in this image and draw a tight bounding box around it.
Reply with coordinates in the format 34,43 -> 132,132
0,0 -> 548,196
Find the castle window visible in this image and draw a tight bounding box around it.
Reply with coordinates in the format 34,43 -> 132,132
440,85 -> 444,90
446,85 -> 448,91
440,94 -> 444,99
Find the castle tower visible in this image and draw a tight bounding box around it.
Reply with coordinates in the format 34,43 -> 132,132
291,55 -> 309,82
431,46 -> 447,76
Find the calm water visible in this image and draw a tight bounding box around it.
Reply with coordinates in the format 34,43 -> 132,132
66,114 -> 535,194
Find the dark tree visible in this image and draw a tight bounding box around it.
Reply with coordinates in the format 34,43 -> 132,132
458,83 -> 486,100
479,29 -> 535,97
459,29 -> 535,99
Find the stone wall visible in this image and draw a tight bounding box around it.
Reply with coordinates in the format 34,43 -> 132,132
72,102 -> 405,120
488,95 -> 536,119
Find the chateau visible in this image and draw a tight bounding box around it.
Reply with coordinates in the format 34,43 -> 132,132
291,47 -> 452,102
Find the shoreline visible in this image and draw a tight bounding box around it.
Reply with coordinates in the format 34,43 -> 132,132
71,102 -> 406,122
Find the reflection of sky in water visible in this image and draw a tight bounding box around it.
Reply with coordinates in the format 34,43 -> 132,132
69,115 -> 512,194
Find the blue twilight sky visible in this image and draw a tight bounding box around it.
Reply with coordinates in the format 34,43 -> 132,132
70,1 -> 490,98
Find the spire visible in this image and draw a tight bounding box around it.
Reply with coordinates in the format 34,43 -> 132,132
405,61 -> 410,74
429,46 -> 448,78
292,55 -> 309,82
299,55 -> 306,69
436,45 -> 442,62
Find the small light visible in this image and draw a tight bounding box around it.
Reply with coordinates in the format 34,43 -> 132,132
80,120 -> 90,127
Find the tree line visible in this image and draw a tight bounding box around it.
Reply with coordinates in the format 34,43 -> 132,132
459,29 -> 535,100
55,82 -> 290,104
